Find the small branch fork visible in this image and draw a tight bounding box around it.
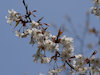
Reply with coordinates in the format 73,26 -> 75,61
23,0 -> 32,22
51,51 -> 75,71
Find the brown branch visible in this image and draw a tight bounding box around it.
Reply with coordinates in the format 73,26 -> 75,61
65,60 -> 75,70
23,0 -> 32,22
23,0 -> 28,14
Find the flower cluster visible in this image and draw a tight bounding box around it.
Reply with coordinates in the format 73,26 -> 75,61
73,54 -> 87,74
6,9 -> 74,74
60,35 -> 74,61
6,0 -> 100,75
5,9 -> 19,25
39,64 -> 66,75
91,0 -> 100,17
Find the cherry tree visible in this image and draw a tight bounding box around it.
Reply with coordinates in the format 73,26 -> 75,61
6,0 -> 100,75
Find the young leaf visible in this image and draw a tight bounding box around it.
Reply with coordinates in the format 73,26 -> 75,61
58,28 -> 63,37
14,20 -> 20,28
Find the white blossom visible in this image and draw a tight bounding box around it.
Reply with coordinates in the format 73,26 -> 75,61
6,9 -> 19,24
33,52 -> 44,63
73,55 -> 88,74
78,67 -> 88,75
40,57 -> 51,64
44,39 -> 59,52
92,0 -> 100,6
90,58 -> 100,67
60,48 -> 74,60
15,30 -> 29,38
39,73 -> 45,75
60,35 -> 73,49
91,7 -> 100,17
31,20 -> 39,28
91,0 -> 100,17
75,54 -> 82,59
48,68 -> 62,75
15,31 -> 21,37
60,35 -> 74,60
49,34 -> 56,39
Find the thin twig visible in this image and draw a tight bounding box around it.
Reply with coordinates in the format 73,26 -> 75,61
65,60 -> 75,70
23,0 -> 32,22
23,0 -> 28,14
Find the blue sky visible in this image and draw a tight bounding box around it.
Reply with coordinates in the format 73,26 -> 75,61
0,0 -> 100,75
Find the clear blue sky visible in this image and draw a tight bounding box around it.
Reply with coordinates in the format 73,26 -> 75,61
0,0 -> 100,75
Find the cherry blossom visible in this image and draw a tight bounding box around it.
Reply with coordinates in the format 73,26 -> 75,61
6,0 -> 100,75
